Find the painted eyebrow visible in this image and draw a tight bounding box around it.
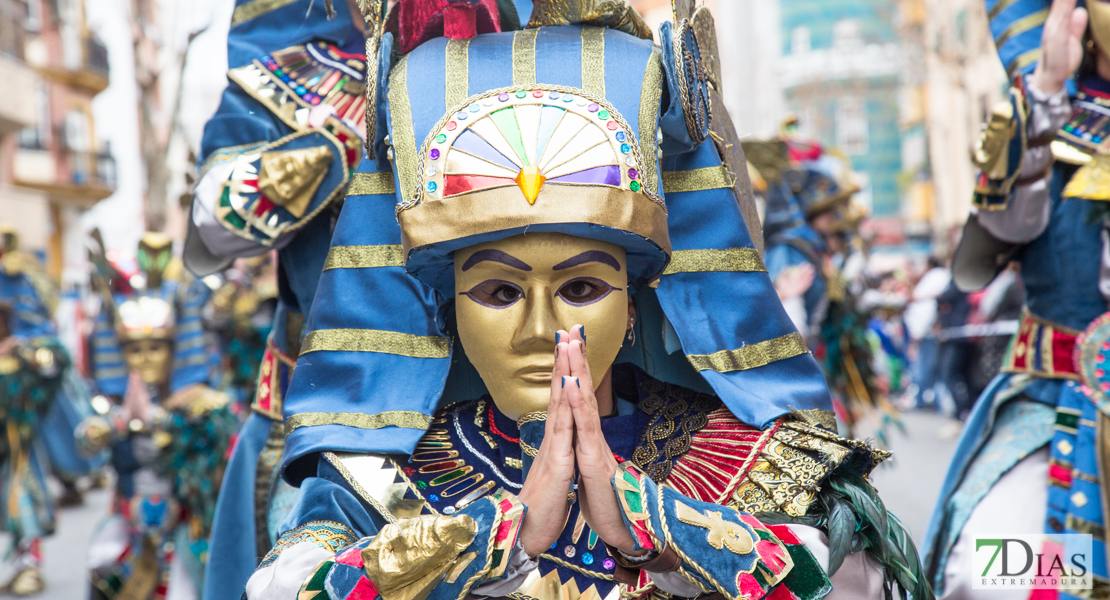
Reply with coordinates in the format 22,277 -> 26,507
552,251 -> 622,272
461,249 -> 533,272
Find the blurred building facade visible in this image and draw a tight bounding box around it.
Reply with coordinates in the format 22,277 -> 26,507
0,0 -> 113,281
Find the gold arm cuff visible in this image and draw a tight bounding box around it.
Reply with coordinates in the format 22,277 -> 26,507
662,165 -> 734,193
285,411 -> 433,435
686,332 -> 809,373
662,248 -> 765,275
323,245 -> 404,271
301,328 -> 451,358
231,0 -> 297,25
348,172 -> 396,196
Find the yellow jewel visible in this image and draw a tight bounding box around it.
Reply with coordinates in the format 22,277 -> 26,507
514,166 -> 546,205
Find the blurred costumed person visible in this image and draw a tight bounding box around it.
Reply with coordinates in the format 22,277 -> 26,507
80,232 -> 236,600
183,0 -> 375,593
922,0 -> 1110,597
245,1 -> 931,599
0,226 -> 69,595
204,255 -> 278,411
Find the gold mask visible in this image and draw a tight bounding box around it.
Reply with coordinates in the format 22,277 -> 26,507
123,339 -> 173,387
454,232 -> 629,420
1092,0 -> 1110,62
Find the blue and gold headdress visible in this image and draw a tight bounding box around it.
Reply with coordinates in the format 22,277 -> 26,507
281,0 -> 832,479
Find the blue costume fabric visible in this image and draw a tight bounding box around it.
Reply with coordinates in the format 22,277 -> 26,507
189,0 -> 367,596
922,73 -> 1110,594
247,6 -> 930,600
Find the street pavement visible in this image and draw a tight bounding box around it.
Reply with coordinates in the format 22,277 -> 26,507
0,409 -> 960,599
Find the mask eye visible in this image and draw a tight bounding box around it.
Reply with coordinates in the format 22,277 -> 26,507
556,277 -> 618,307
461,280 -> 525,308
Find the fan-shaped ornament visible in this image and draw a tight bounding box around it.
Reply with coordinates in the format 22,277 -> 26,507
414,85 -> 654,207
1077,313 -> 1110,414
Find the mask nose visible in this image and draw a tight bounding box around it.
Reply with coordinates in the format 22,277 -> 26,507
510,285 -> 558,354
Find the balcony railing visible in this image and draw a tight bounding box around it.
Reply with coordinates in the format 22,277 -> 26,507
66,150 -> 116,190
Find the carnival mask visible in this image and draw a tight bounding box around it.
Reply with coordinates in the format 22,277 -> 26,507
1092,0 -> 1110,61
454,232 -> 630,419
122,338 -> 173,386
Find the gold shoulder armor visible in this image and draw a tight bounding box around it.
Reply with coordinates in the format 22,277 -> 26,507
972,99 -> 1017,181
730,419 -> 890,518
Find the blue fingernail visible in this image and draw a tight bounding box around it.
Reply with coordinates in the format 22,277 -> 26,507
575,377 -> 580,388
580,326 -> 586,345
556,332 -> 561,344
561,376 -> 566,388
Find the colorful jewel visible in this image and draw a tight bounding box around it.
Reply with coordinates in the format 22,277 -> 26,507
412,450 -> 459,462
577,97 -> 588,106
456,481 -> 496,508
469,104 -> 481,112
564,546 -> 576,558
425,166 -> 436,176
607,121 -> 618,131
417,481 -> 427,489
426,181 -> 438,192
562,95 -> 574,103
597,110 -> 609,119
498,93 -> 510,102
625,156 -> 636,166
515,90 -> 528,99
587,530 -> 598,550
620,143 -> 631,154
456,112 -> 468,120
430,466 -> 474,486
435,134 -> 447,143
429,148 -> 440,160
588,103 -> 600,113
630,181 -> 641,192
403,467 -> 415,475
441,473 -> 485,497
532,90 -> 544,98
549,91 -> 561,99
443,506 -> 456,515
446,121 -> 458,131
616,132 -> 626,142
628,168 -> 639,179
429,494 -> 440,502
603,558 -> 615,570
582,553 -> 594,565
418,459 -> 465,474
550,542 -> 558,550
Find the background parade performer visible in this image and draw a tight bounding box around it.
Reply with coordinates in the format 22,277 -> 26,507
245,0 -> 931,599
81,232 -> 235,599
0,226 -> 69,596
922,0 -> 1110,597
184,0 -> 375,594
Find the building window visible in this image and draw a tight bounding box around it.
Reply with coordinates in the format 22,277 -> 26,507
18,81 -> 50,150
791,26 -> 810,55
833,19 -> 862,49
836,96 -> 869,155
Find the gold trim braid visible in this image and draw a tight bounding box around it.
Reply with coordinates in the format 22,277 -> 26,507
388,55 -> 418,203
285,411 -> 433,435
663,248 -> 766,275
323,245 -> 404,270
445,39 -> 471,111
300,328 -> 451,358
512,29 -> 538,85
348,172 -> 396,196
995,8 -> 1048,49
231,0 -> 297,25
580,26 -> 606,98
686,332 -> 809,373
662,166 -> 734,193
638,48 -> 664,198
